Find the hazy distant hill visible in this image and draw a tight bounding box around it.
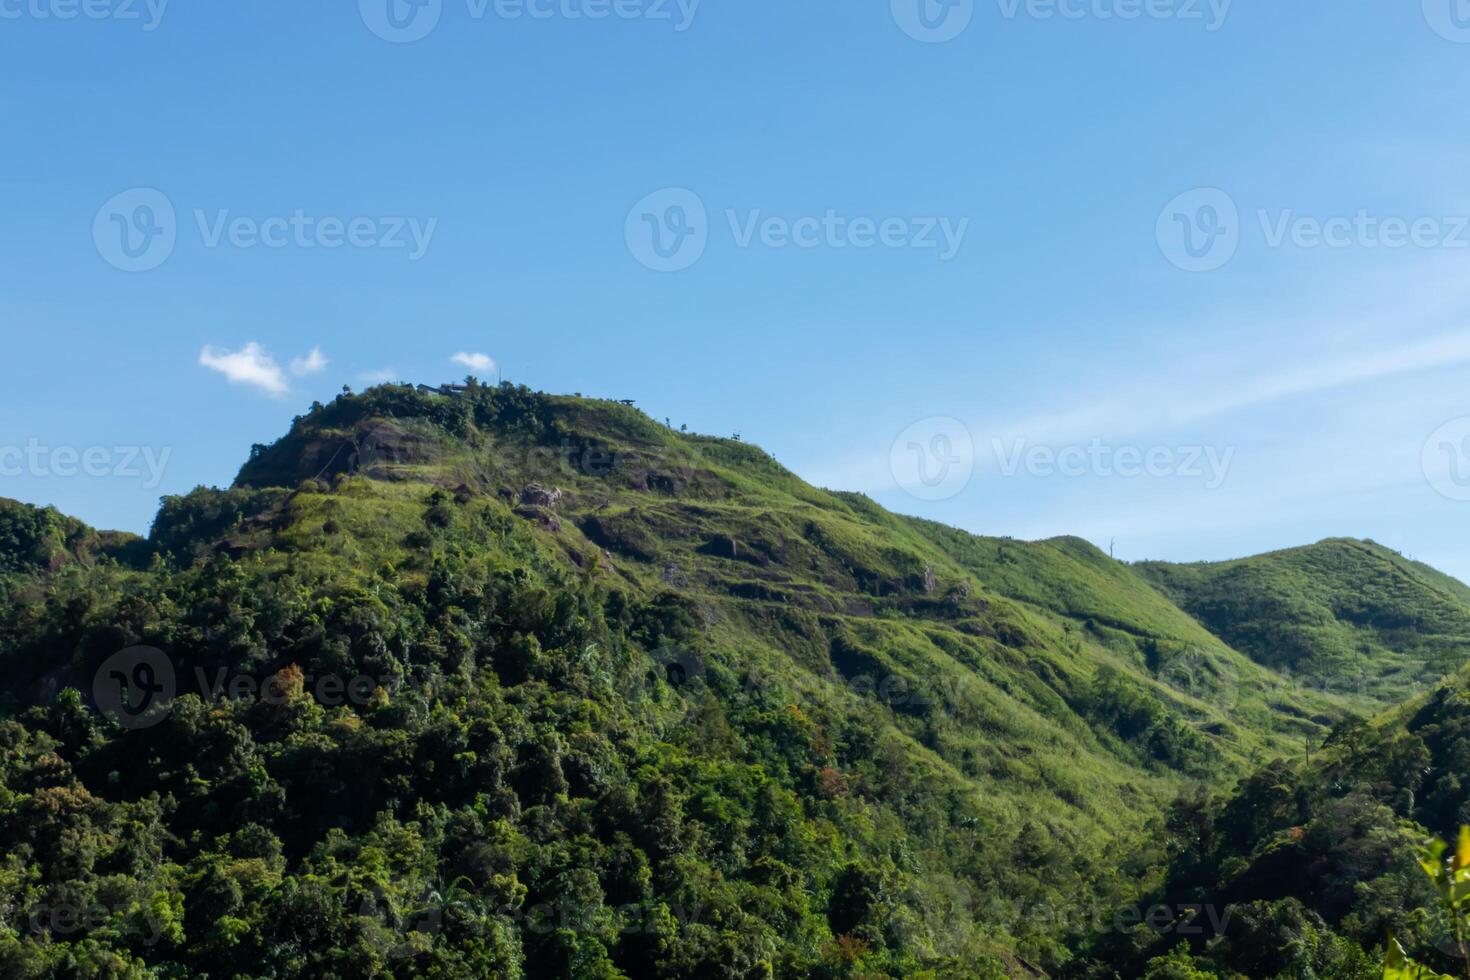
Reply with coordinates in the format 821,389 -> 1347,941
1137,539 -> 1470,702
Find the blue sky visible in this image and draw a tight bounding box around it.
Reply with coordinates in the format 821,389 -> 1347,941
5,1 -> 1470,578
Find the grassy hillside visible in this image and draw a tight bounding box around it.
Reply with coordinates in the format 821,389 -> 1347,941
234,383 -> 1358,766
1137,539 -> 1470,703
0,382 -> 1458,978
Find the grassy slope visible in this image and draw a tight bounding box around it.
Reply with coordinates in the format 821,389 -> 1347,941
232,388 -> 1357,793
1136,538 -> 1470,702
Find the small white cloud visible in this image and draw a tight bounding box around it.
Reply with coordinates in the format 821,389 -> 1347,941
451,351 -> 496,374
199,342 -> 288,395
358,367 -> 398,385
290,347 -> 328,377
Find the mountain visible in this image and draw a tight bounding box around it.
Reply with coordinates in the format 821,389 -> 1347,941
234,385 -> 1365,757
1137,539 -> 1470,703
0,382 -> 1465,978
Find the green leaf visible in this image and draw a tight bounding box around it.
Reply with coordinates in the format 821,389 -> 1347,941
1419,838 -> 1449,886
1384,936 -> 1456,980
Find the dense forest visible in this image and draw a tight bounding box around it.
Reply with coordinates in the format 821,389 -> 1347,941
2,382 -> 1468,978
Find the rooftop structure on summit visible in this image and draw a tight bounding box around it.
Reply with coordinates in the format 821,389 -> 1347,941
414,382 -> 471,397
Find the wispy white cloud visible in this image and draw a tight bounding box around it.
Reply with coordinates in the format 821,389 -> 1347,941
199,342 -> 288,395
984,330 -> 1470,451
797,267 -> 1470,536
358,366 -> 398,385
451,351 -> 496,374
290,347 -> 328,377
788,235 -> 1470,580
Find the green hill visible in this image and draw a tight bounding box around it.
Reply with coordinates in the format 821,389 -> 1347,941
0,383 -> 1463,978
1137,539 -> 1470,703
0,497 -> 142,575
